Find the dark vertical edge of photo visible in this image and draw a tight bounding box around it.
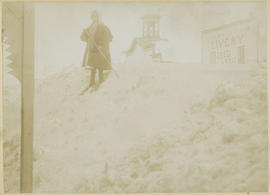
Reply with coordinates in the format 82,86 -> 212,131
0,0 -> 4,193
267,0 -> 270,192
1,1 -> 35,193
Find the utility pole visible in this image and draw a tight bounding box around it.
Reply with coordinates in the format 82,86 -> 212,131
2,2 -> 35,192
20,3 -> 35,193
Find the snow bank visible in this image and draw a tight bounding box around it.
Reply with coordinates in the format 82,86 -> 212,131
2,39 -> 267,192
32,61 -> 267,192
68,63 -> 268,193
90,64 -> 268,192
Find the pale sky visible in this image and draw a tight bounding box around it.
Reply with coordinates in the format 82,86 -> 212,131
34,2 -> 266,79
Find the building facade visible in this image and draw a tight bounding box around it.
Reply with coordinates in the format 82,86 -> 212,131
201,18 -> 266,65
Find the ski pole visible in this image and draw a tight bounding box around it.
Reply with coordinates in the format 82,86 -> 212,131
92,40 -> 119,78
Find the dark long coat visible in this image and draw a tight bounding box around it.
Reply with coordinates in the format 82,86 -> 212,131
81,23 -> 113,70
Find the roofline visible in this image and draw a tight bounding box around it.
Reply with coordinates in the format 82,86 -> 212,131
142,15 -> 160,20
201,18 -> 253,34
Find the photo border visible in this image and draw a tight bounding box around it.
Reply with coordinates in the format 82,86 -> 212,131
0,0 -> 269,193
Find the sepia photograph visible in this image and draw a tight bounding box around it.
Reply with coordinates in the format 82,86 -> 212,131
1,0 -> 268,193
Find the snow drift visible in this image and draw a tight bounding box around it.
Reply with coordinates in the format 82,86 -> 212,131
32,61 -> 267,192
3,51 -> 268,192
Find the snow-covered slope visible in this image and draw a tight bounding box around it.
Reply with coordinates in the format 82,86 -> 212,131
32,62 -> 267,192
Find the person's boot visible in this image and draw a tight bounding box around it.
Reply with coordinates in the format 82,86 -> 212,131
89,68 -> 96,87
98,68 -> 104,85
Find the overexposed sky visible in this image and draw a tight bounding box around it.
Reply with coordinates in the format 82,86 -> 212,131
34,2 -> 266,78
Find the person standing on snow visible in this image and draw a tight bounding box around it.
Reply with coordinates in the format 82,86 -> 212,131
80,10 -> 113,88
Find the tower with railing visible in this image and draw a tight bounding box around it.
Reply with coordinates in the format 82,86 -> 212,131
125,14 -> 168,62
142,15 -> 160,40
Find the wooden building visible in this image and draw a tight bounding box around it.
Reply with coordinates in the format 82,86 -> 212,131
201,18 -> 266,65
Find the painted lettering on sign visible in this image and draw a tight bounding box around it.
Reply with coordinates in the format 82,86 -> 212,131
208,30 -> 245,64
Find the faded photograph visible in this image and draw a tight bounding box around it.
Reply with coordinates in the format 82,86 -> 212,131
2,1 -> 268,193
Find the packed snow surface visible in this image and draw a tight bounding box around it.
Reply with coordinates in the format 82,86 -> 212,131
32,62 -> 267,192
3,58 -> 268,192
